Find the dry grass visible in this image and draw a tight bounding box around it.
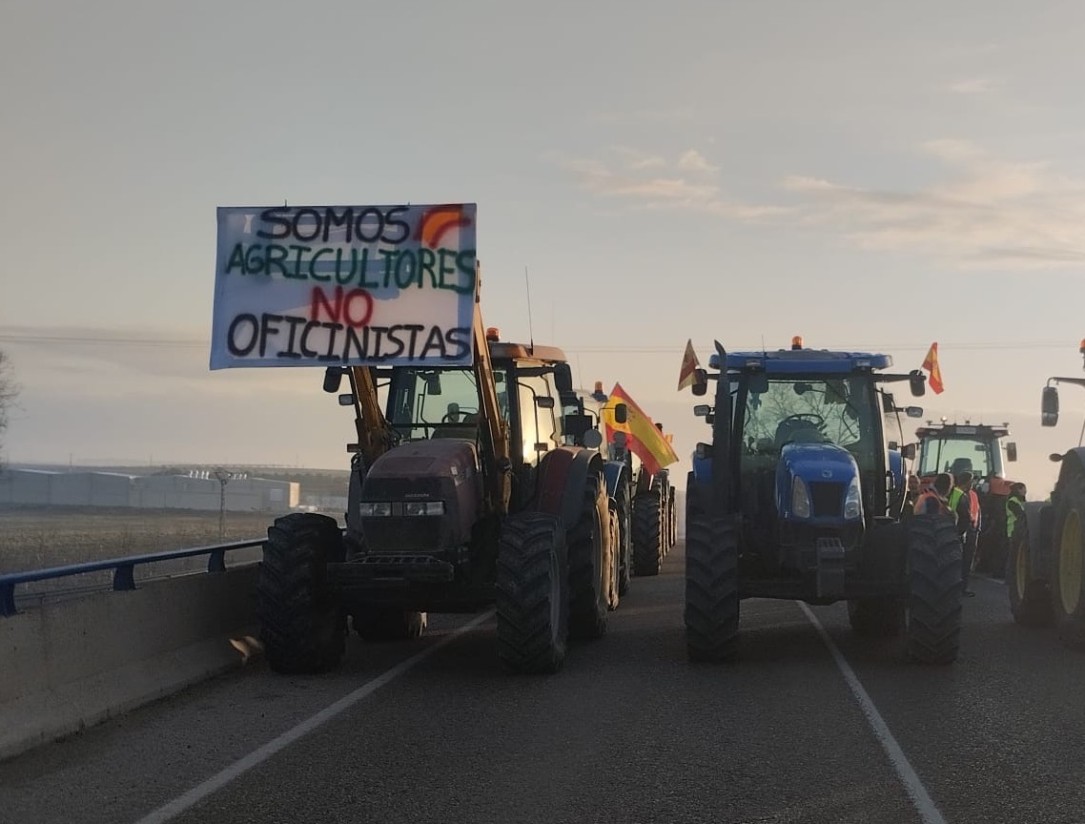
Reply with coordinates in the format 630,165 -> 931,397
0,505 -> 342,575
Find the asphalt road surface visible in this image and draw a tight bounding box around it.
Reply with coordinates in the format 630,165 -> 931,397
3,544 -> 1085,824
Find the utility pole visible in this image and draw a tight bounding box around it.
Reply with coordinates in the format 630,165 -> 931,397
212,467 -> 231,539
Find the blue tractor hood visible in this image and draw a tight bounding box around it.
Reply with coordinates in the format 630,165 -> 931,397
775,443 -> 861,521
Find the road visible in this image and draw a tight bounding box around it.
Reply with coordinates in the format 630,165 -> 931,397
2,544 -> 1085,824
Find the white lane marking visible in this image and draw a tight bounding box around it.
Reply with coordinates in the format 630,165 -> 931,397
135,611 -> 494,824
798,602 -> 947,824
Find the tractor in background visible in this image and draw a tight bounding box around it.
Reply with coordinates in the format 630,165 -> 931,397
683,337 -> 963,665
914,421 -> 1020,575
1006,339 -> 1085,644
255,278 -> 619,675
589,382 -> 676,578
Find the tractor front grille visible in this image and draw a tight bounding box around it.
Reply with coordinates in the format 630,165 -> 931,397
809,482 -> 844,517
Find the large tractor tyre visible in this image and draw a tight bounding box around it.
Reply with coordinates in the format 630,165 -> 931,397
496,513 -> 570,674
1052,469 -> 1085,648
1008,514 -> 1053,628
632,488 -> 664,577
606,501 -> 621,611
568,473 -> 610,640
257,513 -> 347,675
352,608 -> 428,642
847,599 -> 903,638
668,486 -> 678,550
614,481 -> 633,598
904,514 -> 963,665
684,483 -> 740,662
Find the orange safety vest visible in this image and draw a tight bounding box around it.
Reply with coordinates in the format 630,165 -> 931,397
914,489 -> 951,516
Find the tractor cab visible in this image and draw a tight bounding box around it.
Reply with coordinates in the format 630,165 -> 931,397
915,422 -> 1016,486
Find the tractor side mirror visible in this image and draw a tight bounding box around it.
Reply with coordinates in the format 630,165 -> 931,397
693,404 -> 711,417
888,441 -> 899,450
901,443 -> 916,460
1042,386 -> 1060,427
425,373 -> 443,395
1006,442 -> 1018,462
909,370 -> 926,397
536,396 -> 556,410
613,402 -> 629,424
553,363 -> 574,394
691,369 -> 708,397
338,393 -> 355,406
906,406 -> 924,418
323,367 -> 344,393
582,429 -> 603,449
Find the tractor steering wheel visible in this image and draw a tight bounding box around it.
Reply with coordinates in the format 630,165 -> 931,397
441,408 -> 479,424
775,413 -> 827,447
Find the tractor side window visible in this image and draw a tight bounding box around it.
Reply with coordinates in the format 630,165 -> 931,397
518,375 -> 559,466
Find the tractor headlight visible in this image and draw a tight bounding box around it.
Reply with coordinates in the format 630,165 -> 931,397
403,501 -> 445,516
359,501 -> 392,517
792,476 -> 811,519
844,477 -> 862,520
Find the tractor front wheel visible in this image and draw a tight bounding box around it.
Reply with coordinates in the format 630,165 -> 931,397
256,513 -> 346,674
684,481 -> 739,662
496,513 -> 570,674
632,488 -> 664,577
904,514 -> 963,665
568,473 -> 610,640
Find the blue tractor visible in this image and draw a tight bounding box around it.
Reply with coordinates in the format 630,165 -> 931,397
683,340 -> 963,664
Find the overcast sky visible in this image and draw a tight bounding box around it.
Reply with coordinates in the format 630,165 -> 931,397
3,0 -> 1085,496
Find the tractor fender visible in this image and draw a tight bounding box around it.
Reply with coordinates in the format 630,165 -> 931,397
1055,448 -> 1085,493
602,460 -> 630,501
532,446 -> 605,529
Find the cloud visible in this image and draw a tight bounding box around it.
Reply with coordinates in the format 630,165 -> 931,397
945,77 -> 996,95
556,148 -> 787,220
677,149 -> 718,174
777,139 -> 1085,268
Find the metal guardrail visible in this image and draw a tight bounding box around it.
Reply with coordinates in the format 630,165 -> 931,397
0,538 -> 265,617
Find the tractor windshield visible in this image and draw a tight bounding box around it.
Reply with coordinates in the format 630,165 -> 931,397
739,375 -> 878,473
387,367 -> 509,441
918,436 -> 998,479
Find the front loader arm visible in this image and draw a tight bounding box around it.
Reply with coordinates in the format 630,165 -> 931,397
349,365 -> 395,469
472,271 -> 511,516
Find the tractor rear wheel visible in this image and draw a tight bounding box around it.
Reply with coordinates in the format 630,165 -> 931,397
668,486 -> 678,550
614,480 -> 633,597
569,473 -> 610,640
257,513 -> 346,674
1007,503 -> 1053,628
632,488 -> 664,577
352,609 -> 428,641
904,514 -> 962,664
1052,469 -> 1085,648
496,512 -> 569,673
684,481 -> 739,662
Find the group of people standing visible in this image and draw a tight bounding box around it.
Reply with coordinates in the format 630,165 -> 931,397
904,470 -> 1028,597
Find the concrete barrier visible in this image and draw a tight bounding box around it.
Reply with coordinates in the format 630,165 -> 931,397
0,565 -> 259,761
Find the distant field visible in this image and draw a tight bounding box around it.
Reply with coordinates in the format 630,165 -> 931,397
0,505 -> 343,575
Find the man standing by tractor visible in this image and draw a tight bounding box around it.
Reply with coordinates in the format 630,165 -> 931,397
949,471 -> 981,597
1006,482 -> 1027,550
914,473 -> 955,516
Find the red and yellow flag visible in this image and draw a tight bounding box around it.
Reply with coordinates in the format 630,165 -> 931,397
922,342 -> 944,395
602,383 -> 679,476
677,339 -> 701,391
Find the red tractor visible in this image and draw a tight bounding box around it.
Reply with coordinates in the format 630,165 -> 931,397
914,421 -> 1019,575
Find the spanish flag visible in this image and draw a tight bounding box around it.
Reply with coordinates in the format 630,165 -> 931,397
677,339 -> 701,391
922,342 -> 944,395
602,383 -> 679,476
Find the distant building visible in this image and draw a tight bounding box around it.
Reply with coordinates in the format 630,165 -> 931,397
0,468 -> 298,512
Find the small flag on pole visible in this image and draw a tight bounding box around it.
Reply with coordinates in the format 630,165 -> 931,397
922,342 -> 944,394
677,339 -> 701,391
